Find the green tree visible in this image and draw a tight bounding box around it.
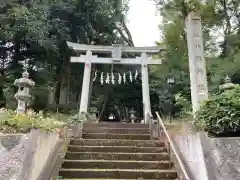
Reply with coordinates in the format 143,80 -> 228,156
0,0 -> 136,114
152,0 -> 240,116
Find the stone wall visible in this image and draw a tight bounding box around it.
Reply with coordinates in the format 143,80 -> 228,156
200,133 -> 240,180
19,129 -> 67,180
172,128 -> 240,180
0,123 -> 81,180
0,130 -> 68,180
0,134 -> 28,180
173,133 -> 209,180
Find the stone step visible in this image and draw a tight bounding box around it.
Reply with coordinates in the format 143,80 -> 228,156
82,133 -> 150,140
60,121 -> 177,180
83,128 -> 150,134
59,168 -> 177,179
62,179 -> 177,180
70,139 -> 165,147
83,123 -> 149,129
62,160 -> 173,169
65,152 -> 169,161
61,179 -> 177,180
68,145 -> 167,153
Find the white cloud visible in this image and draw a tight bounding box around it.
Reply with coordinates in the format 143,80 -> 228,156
127,0 -> 161,47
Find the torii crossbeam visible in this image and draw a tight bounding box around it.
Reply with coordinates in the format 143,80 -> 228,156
67,41 -> 163,123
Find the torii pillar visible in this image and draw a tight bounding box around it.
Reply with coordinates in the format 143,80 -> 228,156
141,52 -> 151,121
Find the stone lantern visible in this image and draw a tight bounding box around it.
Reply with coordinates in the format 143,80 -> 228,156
219,75 -> 235,91
14,71 -> 35,114
129,108 -> 137,124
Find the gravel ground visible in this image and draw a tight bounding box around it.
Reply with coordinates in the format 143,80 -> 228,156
0,135 -> 29,180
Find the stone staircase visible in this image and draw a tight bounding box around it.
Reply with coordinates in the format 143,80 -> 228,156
59,122 -> 178,179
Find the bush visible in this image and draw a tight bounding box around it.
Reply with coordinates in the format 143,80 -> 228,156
195,85 -> 240,136
0,108 -> 67,133
175,92 -> 192,117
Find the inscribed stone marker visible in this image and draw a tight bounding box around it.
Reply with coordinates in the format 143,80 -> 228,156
186,12 -> 208,115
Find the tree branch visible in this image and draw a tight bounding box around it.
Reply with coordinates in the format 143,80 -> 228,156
121,18 -> 134,46
116,26 -> 134,46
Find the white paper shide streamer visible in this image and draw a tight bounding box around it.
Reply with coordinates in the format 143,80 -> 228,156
106,73 -> 110,84
118,73 -> 122,84
97,69 -> 140,84
100,72 -> 104,85
111,72 -> 115,84
135,69 -> 138,80
93,71 -> 97,81
123,73 -> 126,84
129,71 -> 133,83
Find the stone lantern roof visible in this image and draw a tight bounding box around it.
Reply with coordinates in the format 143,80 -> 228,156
219,75 -> 235,90
14,71 -> 35,87
129,108 -> 136,113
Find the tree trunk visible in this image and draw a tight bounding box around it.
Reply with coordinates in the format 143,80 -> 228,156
99,94 -> 109,121
66,63 -> 71,104
0,53 -> 6,107
55,81 -> 61,104
0,73 -> 5,108
222,0 -> 232,57
114,105 -> 121,122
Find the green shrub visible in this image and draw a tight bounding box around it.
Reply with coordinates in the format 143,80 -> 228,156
0,108 -> 67,133
175,92 -> 192,117
195,85 -> 240,136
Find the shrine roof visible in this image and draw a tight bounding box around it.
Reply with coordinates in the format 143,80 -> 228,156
67,41 -> 163,55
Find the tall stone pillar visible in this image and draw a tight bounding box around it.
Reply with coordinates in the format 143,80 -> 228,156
186,12 -> 208,115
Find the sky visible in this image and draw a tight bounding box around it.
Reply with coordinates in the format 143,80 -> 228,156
127,0 -> 161,47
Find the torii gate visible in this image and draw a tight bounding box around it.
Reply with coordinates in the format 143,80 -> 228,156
67,42 -> 162,123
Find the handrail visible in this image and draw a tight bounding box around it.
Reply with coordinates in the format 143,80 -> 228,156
145,111 -> 154,139
148,112 -> 154,139
156,111 -> 191,180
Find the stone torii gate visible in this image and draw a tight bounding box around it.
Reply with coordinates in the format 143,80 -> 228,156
67,42 -> 162,123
